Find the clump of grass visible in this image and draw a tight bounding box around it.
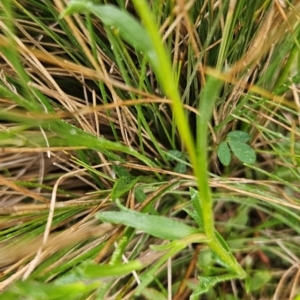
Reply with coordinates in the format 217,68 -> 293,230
1,0 -> 300,299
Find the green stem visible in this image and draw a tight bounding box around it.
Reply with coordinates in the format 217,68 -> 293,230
197,76 -> 245,277
196,77 -> 222,237
131,0 -> 198,177
273,44 -> 299,93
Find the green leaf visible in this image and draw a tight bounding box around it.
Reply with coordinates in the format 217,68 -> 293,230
165,150 -> 187,174
189,188 -> 203,229
245,270 -> 272,292
80,260 -> 144,278
174,162 -> 187,174
214,230 -> 234,258
165,149 -> 184,160
3,280 -> 97,300
228,140 -> 256,164
109,236 -> 128,265
134,187 -> 147,203
217,141 -> 231,166
112,165 -> 130,177
60,1 -> 152,54
111,176 -> 140,200
96,210 -> 199,240
227,130 -> 251,143
140,288 -> 168,300
190,273 -> 239,298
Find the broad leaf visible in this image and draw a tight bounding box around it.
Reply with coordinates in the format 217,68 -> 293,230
166,150 -> 187,174
227,130 -> 251,143
96,210 -> 199,240
165,149 -> 184,160
174,162 -> 187,174
228,140 -> 256,164
245,270 -> 272,293
217,141 -> 231,166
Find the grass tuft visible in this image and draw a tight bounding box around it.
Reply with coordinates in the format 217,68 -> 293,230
1,0 -> 300,299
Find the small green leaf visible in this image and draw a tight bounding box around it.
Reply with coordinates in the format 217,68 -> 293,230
227,130 -> 251,143
191,273 -> 239,298
96,210 -> 199,240
166,150 -> 187,174
109,236 -> 128,265
140,288 -> 167,300
134,187 -> 147,203
189,188 -> 203,229
165,149 -> 184,160
214,230 -> 234,258
113,165 -> 130,177
228,140 -> 256,164
111,176 -> 140,200
245,270 -> 272,292
217,141 -> 231,166
174,162 -> 187,174
81,260 -> 143,278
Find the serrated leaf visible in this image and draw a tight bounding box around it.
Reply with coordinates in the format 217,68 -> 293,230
191,276 -> 222,296
227,130 -> 251,143
96,210 -> 199,240
217,141 -> 231,166
111,176 -> 140,200
191,274 -> 239,298
228,140 -> 256,164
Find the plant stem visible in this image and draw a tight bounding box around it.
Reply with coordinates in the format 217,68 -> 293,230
131,0 -> 198,177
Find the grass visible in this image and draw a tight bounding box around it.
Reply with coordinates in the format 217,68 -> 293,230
1,0 -> 300,299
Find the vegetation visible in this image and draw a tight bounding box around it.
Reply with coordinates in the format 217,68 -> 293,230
1,0 -> 300,299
